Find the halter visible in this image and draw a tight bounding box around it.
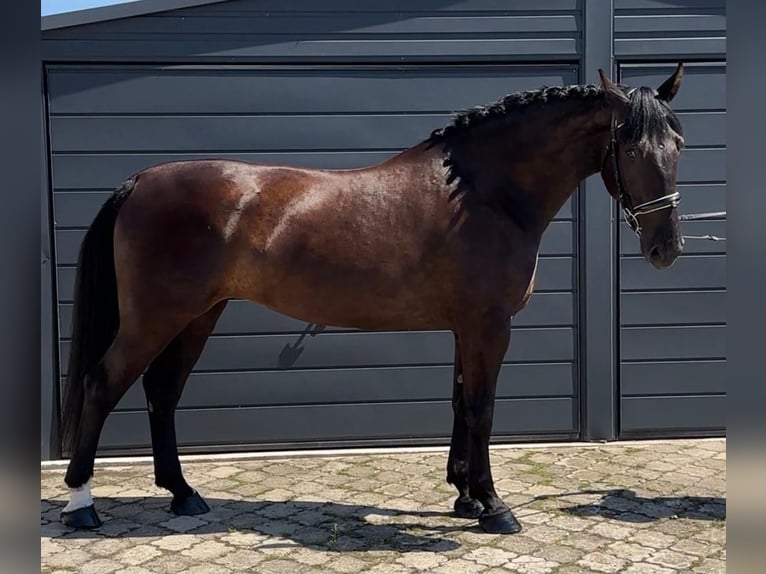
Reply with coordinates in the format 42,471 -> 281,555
607,112 -> 681,237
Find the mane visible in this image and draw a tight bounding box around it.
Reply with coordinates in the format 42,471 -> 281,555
427,84 -> 606,146
426,82 -> 682,147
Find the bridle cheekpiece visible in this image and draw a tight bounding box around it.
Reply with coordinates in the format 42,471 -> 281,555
606,91 -> 681,236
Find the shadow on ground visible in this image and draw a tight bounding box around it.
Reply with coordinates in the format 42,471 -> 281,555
542,488 -> 726,523
41,497 -> 467,551
41,488 -> 726,549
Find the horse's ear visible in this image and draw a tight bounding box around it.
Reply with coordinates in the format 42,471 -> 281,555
598,68 -> 629,113
656,62 -> 684,103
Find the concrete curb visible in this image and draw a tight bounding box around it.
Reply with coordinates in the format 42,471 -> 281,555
40,437 -> 725,469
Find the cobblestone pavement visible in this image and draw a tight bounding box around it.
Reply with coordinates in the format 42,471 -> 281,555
41,439 -> 725,573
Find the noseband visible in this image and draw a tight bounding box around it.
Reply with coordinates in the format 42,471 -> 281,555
606,113 -> 681,236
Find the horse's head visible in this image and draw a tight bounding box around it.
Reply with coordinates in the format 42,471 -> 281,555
599,64 -> 686,269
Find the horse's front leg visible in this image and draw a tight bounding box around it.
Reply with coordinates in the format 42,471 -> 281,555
446,333 -> 483,518
459,314 -> 521,534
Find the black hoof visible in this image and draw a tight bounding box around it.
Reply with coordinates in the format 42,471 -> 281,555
479,509 -> 522,534
171,490 -> 210,516
453,496 -> 484,519
61,505 -> 102,529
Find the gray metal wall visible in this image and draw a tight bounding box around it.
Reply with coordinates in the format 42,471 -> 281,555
40,0 -> 727,459
41,0 -> 581,62
44,0 -> 583,456
615,0 -> 726,437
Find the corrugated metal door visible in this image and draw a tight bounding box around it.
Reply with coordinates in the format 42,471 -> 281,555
618,62 -> 726,437
48,63 -> 581,454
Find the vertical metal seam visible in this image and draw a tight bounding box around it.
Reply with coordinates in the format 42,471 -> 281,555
580,0 -> 618,442
41,62 -> 62,459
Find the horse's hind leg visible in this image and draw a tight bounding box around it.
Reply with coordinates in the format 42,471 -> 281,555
61,316 -> 188,529
142,301 -> 227,516
446,333 -> 483,518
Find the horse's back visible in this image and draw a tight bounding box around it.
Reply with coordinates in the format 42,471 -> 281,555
114,154 -> 460,329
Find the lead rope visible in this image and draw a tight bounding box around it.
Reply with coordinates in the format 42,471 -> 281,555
679,211 -> 726,242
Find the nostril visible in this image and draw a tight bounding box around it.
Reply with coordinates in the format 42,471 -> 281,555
649,245 -> 662,261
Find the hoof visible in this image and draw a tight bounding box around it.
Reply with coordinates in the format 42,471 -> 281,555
61,505 -> 102,529
479,509 -> 522,534
171,490 -> 210,516
453,496 -> 484,519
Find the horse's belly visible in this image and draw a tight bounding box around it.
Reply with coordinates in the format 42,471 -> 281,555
234,247 -> 449,330
253,272 -> 445,330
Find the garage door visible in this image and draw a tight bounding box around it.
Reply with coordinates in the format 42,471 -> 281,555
48,64 -> 580,454
618,63 -> 726,437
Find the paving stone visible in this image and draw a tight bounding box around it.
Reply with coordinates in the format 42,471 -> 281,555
41,439 -> 726,574
561,532 -> 612,552
576,551 -> 629,573
113,544 -> 162,566
99,518 -> 143,537
212,548 -> 268,570
692,558 -> 726,573
604,541 -> 654,562
219,530 -> 271,547
326,555 -> 373,573
140,554 -> 197,574
589,522 -> 636,540
554,566 -> 593,574
463,547 -> 517,567
623,564 -> 676,574
520,524 -> 568,543
631,530 -> 678,549
432,557 -> 489,574
175,564 -> 232,574
158,515 -> 208,533
645,461 -> 678,473
514,508 -> 549,522
693,525 -> 726,545
633,468 -> 664,481
115,567 -> 156,574
508,555 -> 559,574
364,563 -> 411,574
535,544 -> 583,563
43,548 -> 91,570
546,514 -> 595,532
78,558 -> 123,574
655,519 -> 704,538
618,512 -> 657,527
180,540 -> 233,561
490,534 -> 539,555
646,548 -> 698,569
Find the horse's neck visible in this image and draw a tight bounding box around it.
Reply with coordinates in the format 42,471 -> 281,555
523,101 -> 613,227
475,98 -> 613,232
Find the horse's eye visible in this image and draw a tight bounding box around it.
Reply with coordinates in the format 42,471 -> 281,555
626,148 -> 637,159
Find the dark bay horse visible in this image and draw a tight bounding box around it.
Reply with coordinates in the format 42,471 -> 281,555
59,65 -> 686,534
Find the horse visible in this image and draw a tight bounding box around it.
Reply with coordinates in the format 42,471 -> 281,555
58,65 -> 686,534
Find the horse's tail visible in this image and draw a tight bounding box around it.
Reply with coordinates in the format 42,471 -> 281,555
60,177 -> 136,455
